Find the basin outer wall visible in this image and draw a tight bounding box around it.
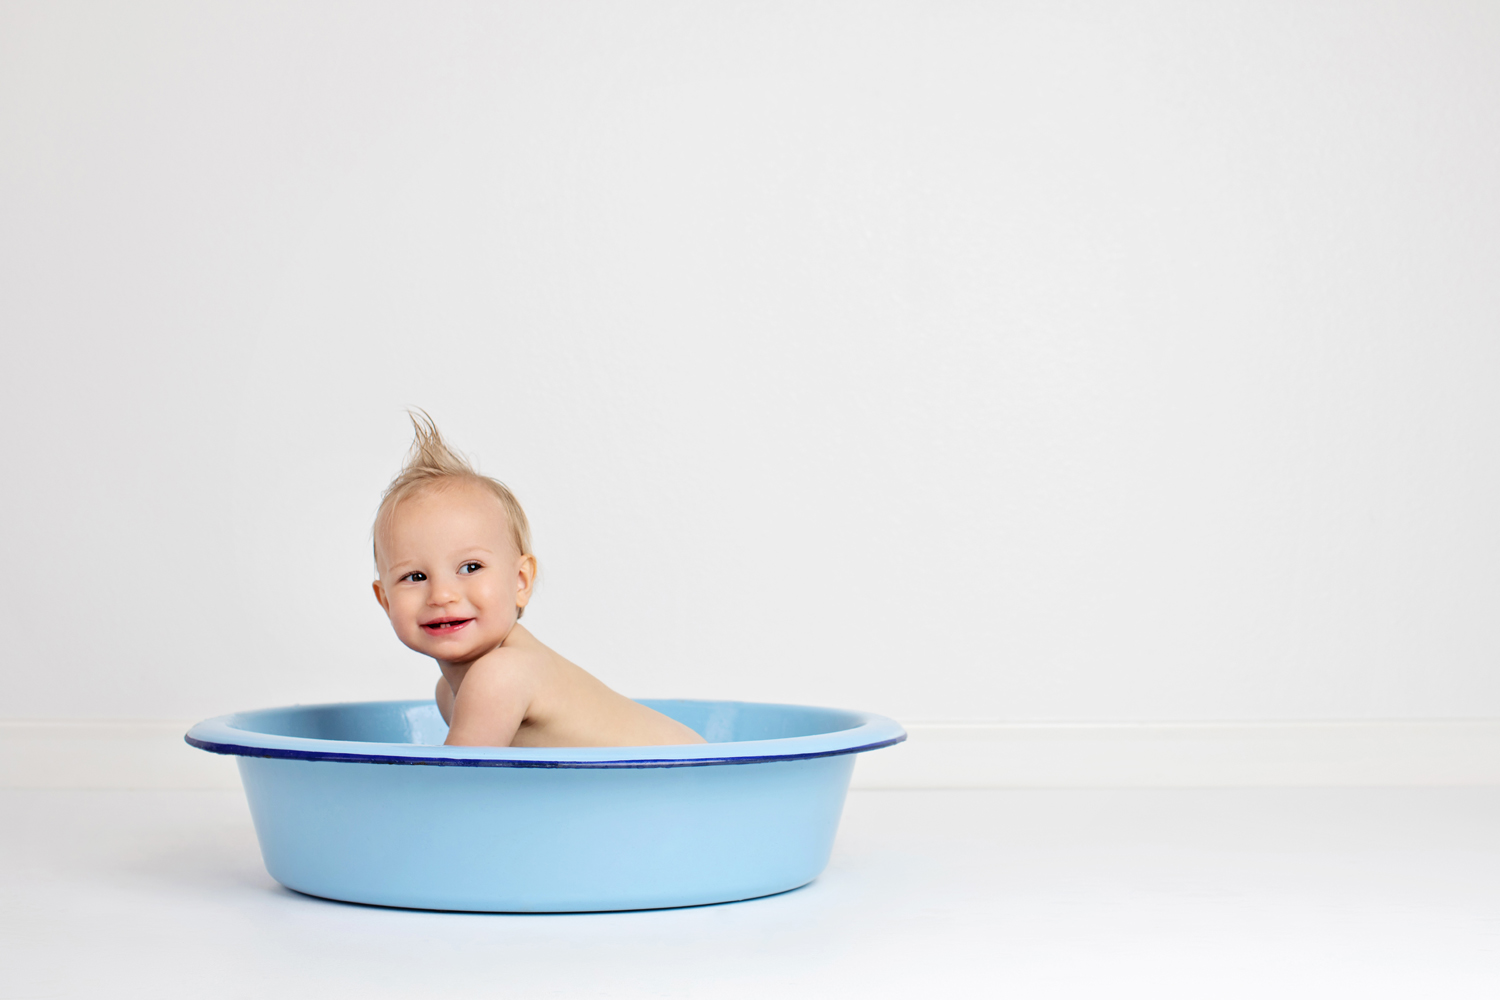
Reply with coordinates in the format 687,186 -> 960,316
237,752 -> 858,912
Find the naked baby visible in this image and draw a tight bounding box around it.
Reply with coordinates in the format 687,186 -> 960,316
371,414 -> 704,748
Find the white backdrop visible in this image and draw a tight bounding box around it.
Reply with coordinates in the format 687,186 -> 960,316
3,1 -> 1499,727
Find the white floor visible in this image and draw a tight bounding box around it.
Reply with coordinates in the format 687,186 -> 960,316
4,788 -> 1500,998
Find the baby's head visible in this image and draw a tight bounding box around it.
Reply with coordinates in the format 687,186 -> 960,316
371,412 -> 537,663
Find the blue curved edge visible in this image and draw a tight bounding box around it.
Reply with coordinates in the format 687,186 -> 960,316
182,734 -> 907,768
184,698 -> 907,770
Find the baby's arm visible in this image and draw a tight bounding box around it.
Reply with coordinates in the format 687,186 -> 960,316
443,652 -> 534,747
435,676 -> 454,726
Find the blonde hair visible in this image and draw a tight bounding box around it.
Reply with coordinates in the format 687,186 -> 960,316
373,410 -> 534,615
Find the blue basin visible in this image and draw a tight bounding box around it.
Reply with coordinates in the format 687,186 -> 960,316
186,699 -> 905,912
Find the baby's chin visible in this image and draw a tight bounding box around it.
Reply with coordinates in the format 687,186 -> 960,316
406,628 -> 501,662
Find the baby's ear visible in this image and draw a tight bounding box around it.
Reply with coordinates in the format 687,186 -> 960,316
514,554 -> 537,610
372,579 -> 390,614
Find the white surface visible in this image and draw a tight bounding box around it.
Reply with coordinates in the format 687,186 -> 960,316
860,719 -> 1500,788
4,787 -> 1500,998
4,1 -> 1500,728
15,719 -> 1500,789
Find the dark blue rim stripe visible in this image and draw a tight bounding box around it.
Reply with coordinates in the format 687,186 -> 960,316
184,733 -> 906,768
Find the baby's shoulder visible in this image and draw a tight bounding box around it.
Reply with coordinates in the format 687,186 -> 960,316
462,642 -> 549,694
474,640 -> 547,674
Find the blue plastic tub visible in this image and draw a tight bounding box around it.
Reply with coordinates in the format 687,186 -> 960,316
186,699 -> 905,912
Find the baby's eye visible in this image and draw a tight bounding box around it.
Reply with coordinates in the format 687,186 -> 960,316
401,571 -> 427,583
459,562 -> 483,574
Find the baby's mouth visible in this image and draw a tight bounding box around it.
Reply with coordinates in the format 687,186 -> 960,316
421,618 -> 474,634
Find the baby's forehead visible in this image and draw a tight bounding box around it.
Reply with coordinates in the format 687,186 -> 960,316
377,482 -> 514,554
400,480 -> 505,517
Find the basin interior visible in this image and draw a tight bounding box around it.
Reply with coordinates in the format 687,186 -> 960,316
226,699 -> 868,746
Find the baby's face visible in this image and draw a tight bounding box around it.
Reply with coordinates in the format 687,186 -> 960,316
372,484 -> 534,665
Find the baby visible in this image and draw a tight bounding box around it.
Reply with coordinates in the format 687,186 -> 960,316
371,413 -> 705,749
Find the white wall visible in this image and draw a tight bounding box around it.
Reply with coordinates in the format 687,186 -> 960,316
3,1 -> 1499,729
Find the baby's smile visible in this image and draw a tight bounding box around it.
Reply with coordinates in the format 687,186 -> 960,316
422,617 -> 474,634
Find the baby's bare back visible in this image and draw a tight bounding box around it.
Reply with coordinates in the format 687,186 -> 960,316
440,625 -> 704,748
